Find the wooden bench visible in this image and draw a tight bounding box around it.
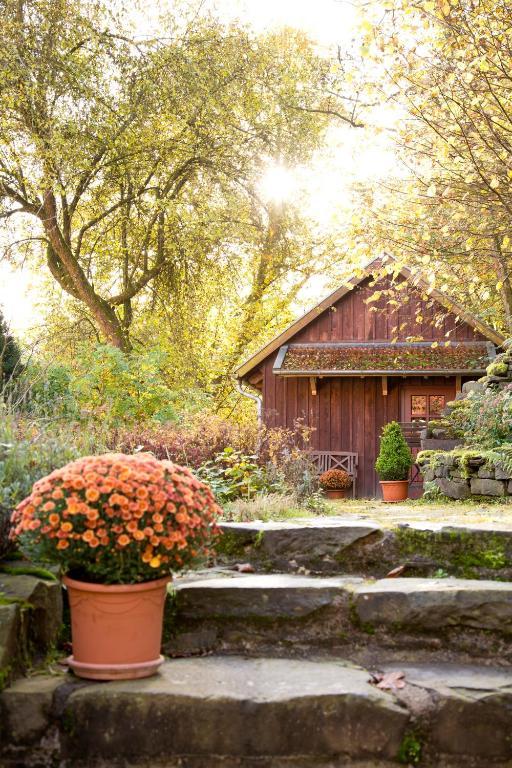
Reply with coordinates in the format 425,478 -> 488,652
311,451 -> 358,498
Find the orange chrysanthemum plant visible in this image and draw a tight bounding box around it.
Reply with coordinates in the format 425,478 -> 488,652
10,453 -> 222,585
319,469 -> 352,491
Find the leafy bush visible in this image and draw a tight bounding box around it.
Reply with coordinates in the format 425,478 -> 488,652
11,453 -> 221,584
452,385 -> 512,448
319,469 -> 352,490
197,448 -> 283,505
114,414 -> 258,468
0,310 -> 22,392
0,410 -> 108,560
70,344 -> 182,426
15,363 -> 79,420
260,420 -> 319,500
375,421 -> 412,481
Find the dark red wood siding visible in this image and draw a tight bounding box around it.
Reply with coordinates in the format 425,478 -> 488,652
258,276 -> 488,498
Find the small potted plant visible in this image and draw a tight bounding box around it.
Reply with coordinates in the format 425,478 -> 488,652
10,452 -> 221,681
319,468 -> 352,499
375,421 -> 413,502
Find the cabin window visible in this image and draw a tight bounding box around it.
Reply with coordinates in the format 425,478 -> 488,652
410,393 -> 446,421
410,395 -> 427,420
429,395 -> 446,417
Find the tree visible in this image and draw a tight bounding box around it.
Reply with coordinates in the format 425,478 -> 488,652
353,0 -> 512,334
0,0 -> 353,351
0,309 -> 22,389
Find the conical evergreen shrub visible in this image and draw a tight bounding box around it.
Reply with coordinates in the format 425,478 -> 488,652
375,421 -> 412,481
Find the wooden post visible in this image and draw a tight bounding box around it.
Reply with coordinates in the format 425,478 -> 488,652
381,375 -> 388,396
456,375 -> 462,394
309,376 -> 317,396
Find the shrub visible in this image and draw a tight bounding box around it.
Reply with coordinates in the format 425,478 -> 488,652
456,386 -> 512,448
375,421 -> 412,481
319,469 -> 352,490
197,447 -> 283,505
114,414 -> 258,468
260,420 -> 319,500
0,310 -> 22,392
16,363 -> 79,420
70,344 -> 181,426
0,411 -> 108,560
10,453 -> 221,584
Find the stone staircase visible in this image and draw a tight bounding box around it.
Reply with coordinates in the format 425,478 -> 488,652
2,516 -> 512,767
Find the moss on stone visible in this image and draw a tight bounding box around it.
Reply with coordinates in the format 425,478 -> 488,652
395,527 -> 508,577
487,361 -> 508,377
0,565 -> 58,581
214,531 -> 248,558
397,731 -> 423,765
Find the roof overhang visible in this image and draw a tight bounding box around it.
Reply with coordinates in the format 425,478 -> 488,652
235,256 -> 505,380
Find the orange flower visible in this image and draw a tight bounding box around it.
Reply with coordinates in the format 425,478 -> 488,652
60,522 -> 73,533
126,521 -> 138,533
88,537 -> 100,548
57,540 -> 69,550
51,490 -> 64,500
142,550 -> 153,563
149,556 -> 161,568
117,534 -> 130,547
135,487 -> 149,500
49,513 -> 60,527
85,487 -> 100,502
133,529 -> 145,541
72,477 -> 85,490
43,501 -> 56,512
152,513 -> 163,524
82,530 -> 95,542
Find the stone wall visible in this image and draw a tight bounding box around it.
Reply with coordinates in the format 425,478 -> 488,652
418,343 -> 512,500
419,451 -> 512,499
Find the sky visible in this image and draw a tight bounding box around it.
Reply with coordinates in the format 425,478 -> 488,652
0,0 -> 396,334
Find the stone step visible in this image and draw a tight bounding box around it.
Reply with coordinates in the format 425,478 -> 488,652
0,572 -> 62,685
167,573 -> 512,662
2,656 -> 512,767
216,517 -> 512,579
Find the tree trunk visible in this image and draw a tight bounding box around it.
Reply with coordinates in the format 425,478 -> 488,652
42,190 -> 132,352
493,236 -> 512,335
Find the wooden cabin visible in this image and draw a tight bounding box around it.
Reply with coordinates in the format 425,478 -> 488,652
235,258 -> 505,498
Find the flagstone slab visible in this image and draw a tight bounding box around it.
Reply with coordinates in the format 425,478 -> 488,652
2,658 -> 512,767
353,577 -> 512,632
174,572 -> 361,619
216,516 -> 512,579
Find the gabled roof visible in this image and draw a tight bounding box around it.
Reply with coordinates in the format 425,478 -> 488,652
235,256 -> 505,379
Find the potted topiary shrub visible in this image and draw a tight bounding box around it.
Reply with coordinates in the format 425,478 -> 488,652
10,453 -> 221,681
319,468 -> 352,499
375,421 -> 413,502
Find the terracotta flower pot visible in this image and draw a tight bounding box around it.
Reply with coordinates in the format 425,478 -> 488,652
63,574 -> 170,681
379,480 -> 409,503
323,488 -> 350,500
